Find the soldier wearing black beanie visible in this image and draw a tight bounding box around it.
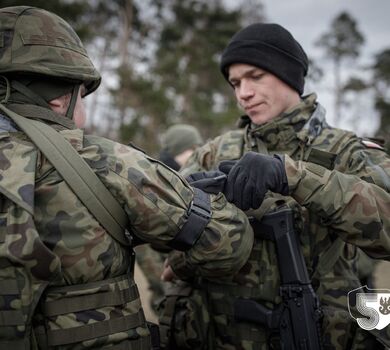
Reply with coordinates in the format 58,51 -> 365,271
161,20 -> 390,350
220,23 -> 308,95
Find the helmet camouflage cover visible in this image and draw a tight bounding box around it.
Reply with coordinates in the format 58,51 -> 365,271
0,6 -> 101,95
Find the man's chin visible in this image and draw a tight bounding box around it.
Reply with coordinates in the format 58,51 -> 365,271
248,113 -> 273,125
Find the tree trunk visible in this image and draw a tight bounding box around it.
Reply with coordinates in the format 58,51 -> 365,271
334,57 -> 342,126
118,0 -> 133,129
87,39 -> 110,133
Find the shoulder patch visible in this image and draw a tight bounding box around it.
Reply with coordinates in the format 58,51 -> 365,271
361,140 -> 385,150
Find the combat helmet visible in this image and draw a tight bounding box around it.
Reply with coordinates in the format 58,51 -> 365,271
0,6 -> 101,96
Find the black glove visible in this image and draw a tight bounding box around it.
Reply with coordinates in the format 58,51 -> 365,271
186,171 -> 227,194
218,160 -> 236,175
219,152 -> 288,211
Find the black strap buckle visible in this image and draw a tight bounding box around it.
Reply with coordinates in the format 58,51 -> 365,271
168,188 -> 212,251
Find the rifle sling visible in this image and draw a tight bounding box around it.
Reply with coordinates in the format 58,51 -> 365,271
0,103 -> 130,247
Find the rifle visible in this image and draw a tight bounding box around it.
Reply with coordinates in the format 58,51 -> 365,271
234,208 -> 323,350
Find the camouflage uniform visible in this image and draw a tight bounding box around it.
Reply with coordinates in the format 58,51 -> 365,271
0,6 -> 254,349
135,244 -> 167,310
162,94 -> 390,349
135,124 -> 204,311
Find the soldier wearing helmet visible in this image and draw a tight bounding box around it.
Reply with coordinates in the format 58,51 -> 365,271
158,124 -> 204,171
0,6 -> 254,349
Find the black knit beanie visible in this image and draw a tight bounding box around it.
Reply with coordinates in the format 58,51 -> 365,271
220,23 -> 308,95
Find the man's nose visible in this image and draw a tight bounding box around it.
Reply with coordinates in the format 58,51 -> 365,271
238,81 -> 254,100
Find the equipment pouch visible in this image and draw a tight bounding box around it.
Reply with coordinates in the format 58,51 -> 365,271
158,281 -> 209,350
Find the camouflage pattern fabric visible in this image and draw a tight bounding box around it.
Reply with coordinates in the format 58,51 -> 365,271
0,114 -> 253,348
135,123 -> 204,311
0,5 -> 253,349
0,6 -> 101,95
135,244 -> 168,310
169,93 -> 390,349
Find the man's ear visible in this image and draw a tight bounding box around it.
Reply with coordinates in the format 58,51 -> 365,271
48,97 -> 63,109
48,95 -> 69,116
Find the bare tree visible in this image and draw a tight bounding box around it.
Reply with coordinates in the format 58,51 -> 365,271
315,12 -> 364,124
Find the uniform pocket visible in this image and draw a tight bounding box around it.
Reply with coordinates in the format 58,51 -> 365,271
158,282 -> 209,350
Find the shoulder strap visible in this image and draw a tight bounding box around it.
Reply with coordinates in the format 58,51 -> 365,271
0,103 -> 130,247
307,131 -> 353,278
312,237 -> 345,279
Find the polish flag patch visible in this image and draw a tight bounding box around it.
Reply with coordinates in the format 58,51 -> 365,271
361,140 -> 385,150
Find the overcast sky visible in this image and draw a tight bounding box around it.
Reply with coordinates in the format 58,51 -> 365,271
264,0 -> 389,62
265,0 -> 390,135
226,0 -> 390,135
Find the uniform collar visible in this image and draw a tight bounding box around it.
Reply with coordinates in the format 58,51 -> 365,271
240,93 -> 327,150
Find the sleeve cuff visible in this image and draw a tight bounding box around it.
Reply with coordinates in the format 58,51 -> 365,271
284,155 -> 332,204
167,251 -> 195,281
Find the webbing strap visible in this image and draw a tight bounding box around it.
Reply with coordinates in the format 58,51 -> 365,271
0,309 -> 24,326
206,281 -> 263,299
0,339 -> 28,350
217,322 -> 266,343
43,284 -> 139,317
46,273 -> 132,293
10,80 -> 51,109
9,103 -> 75,129
0,279 -> 19,294
65,85 -> 80,119
0,103 -> 130,247
168,187 -> 211,251
312,237 -> 345,278
47,310 -> 146,346
109,336 -> 152,350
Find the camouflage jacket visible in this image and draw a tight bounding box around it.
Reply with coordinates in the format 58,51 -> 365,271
0,111 -> 253,349
177,94 -> 390,349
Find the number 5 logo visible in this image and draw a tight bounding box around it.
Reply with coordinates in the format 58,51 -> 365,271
348,286 -> 390,330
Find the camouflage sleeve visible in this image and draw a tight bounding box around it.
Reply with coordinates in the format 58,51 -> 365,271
168,191 -> 254,281
285,153 -> 390,259
100,140 -> 253,280
180,136 -> 224,176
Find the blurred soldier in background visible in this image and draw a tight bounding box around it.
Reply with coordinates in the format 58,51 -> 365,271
0,6 -> 254,349
158,124 -> 204,171
159,23 -> 390,349
136,124 -> 204,312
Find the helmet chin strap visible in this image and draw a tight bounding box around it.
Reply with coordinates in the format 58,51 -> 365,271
9,80 -> 52,108
66,84 -> 80,120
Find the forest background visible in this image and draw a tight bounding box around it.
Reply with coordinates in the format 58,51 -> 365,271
1,0 -> 389,155
2,0 -> 390,321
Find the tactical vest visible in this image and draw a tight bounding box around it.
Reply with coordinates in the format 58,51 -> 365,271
0,182 -> 150,349
0,105 -> 153,349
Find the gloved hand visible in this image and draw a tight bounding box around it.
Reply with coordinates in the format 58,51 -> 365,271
186,171 -> 227,194
218,152 -> 288,211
